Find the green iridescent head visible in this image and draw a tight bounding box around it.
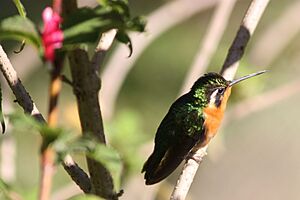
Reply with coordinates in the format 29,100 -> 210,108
191,70 -> 267,107
191,72 -> 229,92
191,72 -> 229,106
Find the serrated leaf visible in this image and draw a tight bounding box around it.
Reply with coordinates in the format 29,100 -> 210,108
116,31 -> 132,57
12,0 -> 27,18
96,0 -> 129,16
126,16 -> 146,32
62,5 -> 145,50
0,15 -> 42,49
62,7 -> 123,45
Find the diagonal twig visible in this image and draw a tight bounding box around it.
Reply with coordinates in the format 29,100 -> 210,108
170,0 -> 270,199
220,0 -> 270,80
67,30 -> 118,199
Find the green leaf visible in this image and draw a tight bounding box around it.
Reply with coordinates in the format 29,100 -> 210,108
107,109 -> 148,177
62,5 -> 145,51
8,112 -> 64,148
8,112 -> 42,132
116,31 -> 132,57
60,136 -> 122,190
62,7 -> 122,45
12,0 -> 27,18
11,0 -> 29,53
96,0 -> 129,17
0,15 -> 42,49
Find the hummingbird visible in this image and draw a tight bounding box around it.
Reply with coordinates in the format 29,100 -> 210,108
142,70 -> 267,185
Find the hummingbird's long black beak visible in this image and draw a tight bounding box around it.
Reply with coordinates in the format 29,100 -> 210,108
228,70 -> 267,87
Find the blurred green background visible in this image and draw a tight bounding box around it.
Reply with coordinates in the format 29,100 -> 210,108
1,0 -> 300,199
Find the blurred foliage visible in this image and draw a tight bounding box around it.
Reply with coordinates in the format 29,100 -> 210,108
0,178 -> 11,200
9,112 -> 122,191
106,109 -> 149,181
0,15 -> 41,51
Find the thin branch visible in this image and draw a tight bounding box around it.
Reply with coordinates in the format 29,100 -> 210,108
170,146 -> 208,200
0,45 -> 91,194
0,45 -> 45,122
171,0 -> 270,199
180,0 -> 237,94
100,0 -> 220,120
68,31 -> 117,198
92,29 -> 117,72
220,0 -> 270,80
39,148 -> 55,200
62,155 -> 92,193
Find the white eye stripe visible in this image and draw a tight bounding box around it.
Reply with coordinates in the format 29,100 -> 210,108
209,89 -> 219,104
209,88 -> 226,106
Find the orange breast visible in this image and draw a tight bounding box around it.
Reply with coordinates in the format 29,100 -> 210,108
202,88 -> 231,144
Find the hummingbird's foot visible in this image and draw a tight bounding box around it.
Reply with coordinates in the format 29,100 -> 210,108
186,152 -> 207,164
186,154 -> 202,163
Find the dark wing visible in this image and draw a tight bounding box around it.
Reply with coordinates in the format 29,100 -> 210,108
142,94 -> 205,185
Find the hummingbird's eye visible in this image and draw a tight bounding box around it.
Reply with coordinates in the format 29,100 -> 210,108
217,88 -> 225,94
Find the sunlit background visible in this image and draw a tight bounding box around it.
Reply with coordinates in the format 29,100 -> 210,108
1,0 -> 300,199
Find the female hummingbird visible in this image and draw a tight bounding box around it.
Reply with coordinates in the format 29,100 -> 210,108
142,70 -> 267,185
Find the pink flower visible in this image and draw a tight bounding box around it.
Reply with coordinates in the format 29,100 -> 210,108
42,7 -> 63,62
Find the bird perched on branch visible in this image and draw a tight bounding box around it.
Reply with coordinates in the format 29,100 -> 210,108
142,70 -> 267,185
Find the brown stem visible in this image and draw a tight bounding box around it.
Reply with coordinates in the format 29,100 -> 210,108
47,63 -> 62,126
38,0 -> 66,197
62,155 -> 92,193
39,148 -> 55,200
68,49 -> 116,199
39,58 -> 63,200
